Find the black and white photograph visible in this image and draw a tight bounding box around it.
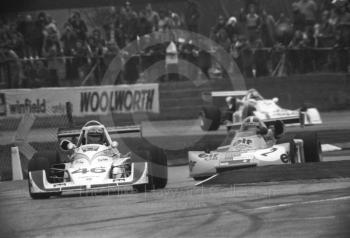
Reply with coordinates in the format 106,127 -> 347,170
0,0 -> 350,237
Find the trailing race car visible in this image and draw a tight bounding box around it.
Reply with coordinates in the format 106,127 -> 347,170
28,120 -> 168,199
199,89 -> 322,131
189,116 -> 322,180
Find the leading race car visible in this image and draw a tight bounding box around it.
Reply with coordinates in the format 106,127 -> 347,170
28,120 -> 168,199
199,88 -> 322,131
189,116 -> 322,180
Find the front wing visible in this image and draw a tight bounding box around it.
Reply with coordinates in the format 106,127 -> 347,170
29,162 -> 148,194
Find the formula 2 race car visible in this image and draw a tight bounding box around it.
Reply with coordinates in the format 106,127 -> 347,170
199,88 -> 322,131
28,121 -> 168,199
189,116 -> 322,180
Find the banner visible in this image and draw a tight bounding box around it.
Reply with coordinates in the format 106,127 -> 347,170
0,84 -> 159,118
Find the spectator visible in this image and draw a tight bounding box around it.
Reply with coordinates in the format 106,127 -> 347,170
169,11 -> 182,29
275,13 -> 294,45
316,10 -> 337,46
69,11 -> 88,42
71,40 -> 92,80
88,29 -> 107,84
43,16 -> 61,53
61,24 -> 78,80
245,3 -> 261,45
215,27 -> 231,51
88,29 -> 106,56
254,39 -> 270,76
61,24 -> 78,56
336,0 -> 350,47
158,10 -> 172,32
123,1 -> 139,42
145,3 -> 160,31
185,0 -> 200,33
42,43 -> 63,86
138,10 -> 153,36
211,15 -> 226,37
260,10 -> 276,47
292,3 -> 307,31
225,17 -> 240,42
293,0 -> 318,30
17,14 -> 41,58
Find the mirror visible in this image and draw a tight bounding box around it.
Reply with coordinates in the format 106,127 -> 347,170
60,139 -> 76,151
272,97 -> 279,103
111,141 -> 119,148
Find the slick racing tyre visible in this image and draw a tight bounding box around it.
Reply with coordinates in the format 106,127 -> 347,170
199,106 -> 221,131
133,147 -> 168,192
28,151 -> 61,199
297,132 -> 322,163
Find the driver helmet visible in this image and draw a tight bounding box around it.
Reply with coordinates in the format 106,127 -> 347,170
247,89 -> 260,100
86,127 -> 105,144
241,116 -> 262,131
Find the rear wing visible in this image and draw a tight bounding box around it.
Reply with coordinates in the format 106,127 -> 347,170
226,116 -> 301,130
211,91 -> 248,98
202,90 -> 248,103
57,125 -> 142,139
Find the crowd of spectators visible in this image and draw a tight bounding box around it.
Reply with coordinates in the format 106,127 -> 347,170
0,1 -> 191,87
0,0 -> 349,88
210,0 -> 350,77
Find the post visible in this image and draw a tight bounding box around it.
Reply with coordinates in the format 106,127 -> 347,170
11,146 -> 23,180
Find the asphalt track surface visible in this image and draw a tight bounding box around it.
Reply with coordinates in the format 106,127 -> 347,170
0,111 -> 350,238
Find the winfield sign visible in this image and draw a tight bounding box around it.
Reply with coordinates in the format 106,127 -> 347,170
0,84 -> 159,118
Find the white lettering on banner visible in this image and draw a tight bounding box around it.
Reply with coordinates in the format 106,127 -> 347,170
0,84 -> 159,118
80,89 -> 155,113
8,99 -> 46,114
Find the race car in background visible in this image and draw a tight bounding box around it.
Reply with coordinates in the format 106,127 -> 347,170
199,89 -> 322,131
189,116 -> 322,180
28,121 -> 168,199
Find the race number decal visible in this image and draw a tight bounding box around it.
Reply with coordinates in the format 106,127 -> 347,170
261,148 -> 278,156
72,168 -> 106,174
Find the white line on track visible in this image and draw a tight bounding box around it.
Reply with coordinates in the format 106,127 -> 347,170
250,195 -> 350,211
268,216 -> 336,222
195,174 -> 218,186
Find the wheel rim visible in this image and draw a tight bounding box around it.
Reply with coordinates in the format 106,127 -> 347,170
199,115 -> 204,127
318,142 -> 323,162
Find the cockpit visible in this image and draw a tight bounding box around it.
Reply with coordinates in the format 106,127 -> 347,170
238,116 -> 268,137
79,126 -> 109,146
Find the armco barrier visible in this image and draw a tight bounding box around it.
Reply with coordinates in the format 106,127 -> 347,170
0,73 -> 350,130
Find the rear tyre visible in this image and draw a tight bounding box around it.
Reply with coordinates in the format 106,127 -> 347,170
28,151 -> 61,199
199,106 -> 221,131
133,147 -> 168,192
296,132 -> 322,163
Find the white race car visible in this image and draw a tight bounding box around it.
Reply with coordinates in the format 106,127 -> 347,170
28,121 -> 168,199
199,89 -> 322,131
190,116 -> 322,180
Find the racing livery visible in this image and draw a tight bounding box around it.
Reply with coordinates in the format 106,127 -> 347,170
190,116 -> 322,180
28,121 -> 167,199
199,89 -> 322,131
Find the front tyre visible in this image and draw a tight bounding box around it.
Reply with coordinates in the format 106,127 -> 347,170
133,147 -> 168,192
297,132 -> 322,163
28,151 -> 61,199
